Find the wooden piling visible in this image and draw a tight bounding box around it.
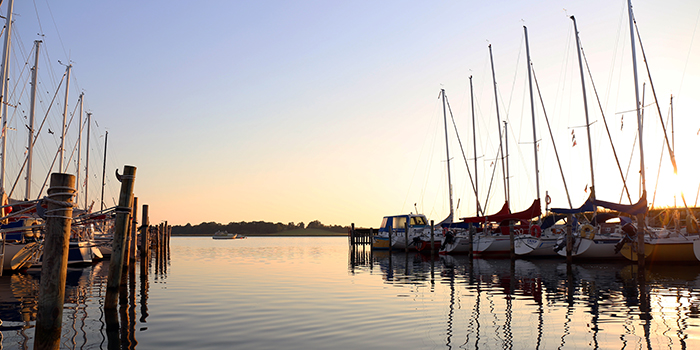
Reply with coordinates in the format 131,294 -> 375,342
351,223 -> 355,244
430,220 -> 435,257
388,226 -> 393,253
140,205 -> 149,257
469,225 -> 475,260
636,213 -> 646,269
130,197 -> 138,263
34,173 -> 75,350
404,222 -> 409,253
105,165 -> 137,310
566,214 -> 573,264
509,221 -> 515,260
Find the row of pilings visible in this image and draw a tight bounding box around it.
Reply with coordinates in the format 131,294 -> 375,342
33,166 -> 171,350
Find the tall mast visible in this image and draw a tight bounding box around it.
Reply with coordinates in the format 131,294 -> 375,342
76,93 -> 84,207
571,15 -> 596,201
504,120 -> 510,202
524,26 -> 541,203
26,40 -> 41,200
101,130 -> 108,211
85,112 -> 91,210
469,76 -> 481,216
60,64 -> 72,173
488,44 -> 508,203
441,89 -> 454,220
627,0 -> 645,197
0,0 -> 15,193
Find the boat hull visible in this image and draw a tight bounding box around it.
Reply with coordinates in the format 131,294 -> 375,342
622,237 -> 699,263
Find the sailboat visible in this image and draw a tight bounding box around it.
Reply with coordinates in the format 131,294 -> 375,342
373,89 -> 455,251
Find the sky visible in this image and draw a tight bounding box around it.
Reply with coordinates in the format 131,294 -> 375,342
2,0 -> 699,228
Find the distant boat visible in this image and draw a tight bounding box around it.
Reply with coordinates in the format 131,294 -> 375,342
212,231 -> 237,239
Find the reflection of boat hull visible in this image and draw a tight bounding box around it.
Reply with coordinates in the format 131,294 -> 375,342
514,236 -> 559,257
440,235 -> 471,254
473,235 -> 510,256
622,237 -> 699,263
555,237 -> 623,259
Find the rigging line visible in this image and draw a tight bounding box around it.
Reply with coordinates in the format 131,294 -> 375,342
580,44 -> 633,204
43,0 -> 69,61
62,97 -> 81,170
445,92 -> 482,215
633,19 -> 677,175
604,1 -> 628,111
651,112 -> 672,209
614,102 -> 656,115
32,0 -> 45,35
7,72 -> 65,198
677,6 -> 700,96
504,33 -> 525,120
483,140 -> 502,213
35,137 -> 61,200
531,66 -> 572,209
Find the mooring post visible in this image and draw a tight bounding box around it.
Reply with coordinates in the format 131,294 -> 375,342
105,165 -> 137,310
637,213 -> 646,269
140,205 -> 149,258
350,223 -> 355,245
130,197 -> 138,263
430,220 -> 435,257
509,221 -> 515,260
566,214 -> 573,264
388,226 -> 393,253
404,221 -> 409,253
34,173 -> 75,350
123,193 -> 134,268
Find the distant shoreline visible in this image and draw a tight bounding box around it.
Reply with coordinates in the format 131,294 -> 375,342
171,228 -> 347,237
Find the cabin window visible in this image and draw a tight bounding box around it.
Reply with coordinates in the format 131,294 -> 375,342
393,216 -> 407,229
411,216 -> 427,226
380,217 -> 389,229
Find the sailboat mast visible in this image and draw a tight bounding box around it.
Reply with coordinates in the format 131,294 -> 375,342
469,76 -> 481,216
26,40 -> 41,200
524,26 -> 541,203
488,44 -> 508,203
504,121 -> 510,202
101,130 -> 108,211
85,112 -> 91,210
60,64 -> 72,173
441,89 -> 454,219
76,93 -> 84,207
627,0 -> 646,196
0,0 -> 14,193
571,15 -> 596,200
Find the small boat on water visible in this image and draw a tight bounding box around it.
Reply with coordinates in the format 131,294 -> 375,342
213,231 -> 245,239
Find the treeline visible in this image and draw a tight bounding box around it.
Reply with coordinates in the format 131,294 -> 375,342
171,220 -> 348,236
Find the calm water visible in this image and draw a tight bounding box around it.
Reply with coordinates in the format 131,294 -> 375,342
1,236 -> 700,349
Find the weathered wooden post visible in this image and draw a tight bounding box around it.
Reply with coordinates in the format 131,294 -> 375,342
388,226 -> 393,253
34,173 -> 75,350
139,205 -> 149,258
130,197 -> 138,263
350,223 -> 355,245
637,213 -> 646,269
509,221 -> 515,260
566,214 -> 573,264
430,220 -> 435,257
105,165 -> 136,310
469,224 -> 475,260
404,221 -> 409,253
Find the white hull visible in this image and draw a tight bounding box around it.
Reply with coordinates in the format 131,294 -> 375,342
440,235 -> 471,254
555,236 -> 622,259
694,240 -> 700,261
473,235 -> 511,256
514,236 -> 560,257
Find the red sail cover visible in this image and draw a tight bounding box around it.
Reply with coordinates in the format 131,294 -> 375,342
460,199 -> 542,223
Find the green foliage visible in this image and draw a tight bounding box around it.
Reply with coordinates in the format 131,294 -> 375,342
171,220 -> 348,236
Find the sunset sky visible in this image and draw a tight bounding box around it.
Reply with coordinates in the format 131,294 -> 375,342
3,0 -> 699,228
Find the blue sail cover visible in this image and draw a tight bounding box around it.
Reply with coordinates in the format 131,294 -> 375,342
594,192 -> 648,215
550,197 -> 596,214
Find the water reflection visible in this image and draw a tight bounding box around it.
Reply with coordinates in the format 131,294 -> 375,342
0,241 -> 170,349
350,250 -> 700,349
